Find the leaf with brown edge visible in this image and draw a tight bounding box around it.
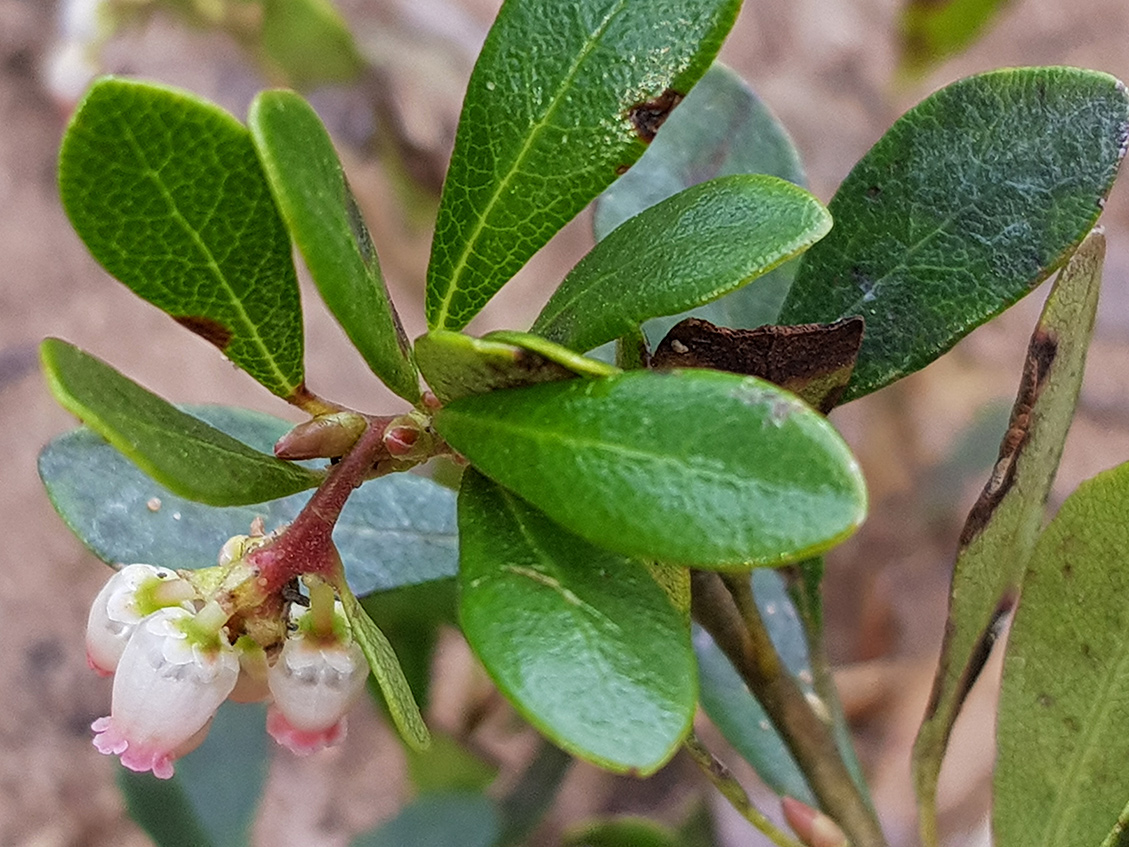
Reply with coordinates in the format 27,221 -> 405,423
651,317 -> 864,413
911,229 -> 1105,847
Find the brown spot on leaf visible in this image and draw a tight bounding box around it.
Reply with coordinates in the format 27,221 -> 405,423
960,328 -> 1059,545
627,89 -> 684,144
651,316 -> 864,413
174,315 -> 232,350
615,164 -> 630,176
949,596 -> 1014,710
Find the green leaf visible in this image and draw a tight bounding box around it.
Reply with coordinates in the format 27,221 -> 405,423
779,67 -> 1129,403
435,369 -> 866,568
458,470 -> 696,774
118,701 -> 269,847
531,175 -> 830,353
424,0 -> 741,330
38,404 -> 458,595
994,459 -> 1129,847
403,730 -> 498,795
41,338 -> 321,506
254,0 -> 363,87
898,0 -> 1010,78
415,329 -> 616,404
249,90 -> 420,402
912,231 -> 1105,846
58,77 -> 305,399
563,816 -> 681,847
340,583 -> 431,751
352,791 -> 500,847
594,63 -> 808,335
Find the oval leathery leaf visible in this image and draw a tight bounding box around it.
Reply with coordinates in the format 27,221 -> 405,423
435,369 -> 867,568
780,67 -> 1129,402
58,77 -> 306,399
531,175 -> 830,354
425,0 -> 741,331
458,469 -> 696,774
248,90 -> 420,403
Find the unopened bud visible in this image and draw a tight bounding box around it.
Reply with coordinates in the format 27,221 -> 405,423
382,412 -> 435,461
781,797 -> 848,847
275,412 -> 366,460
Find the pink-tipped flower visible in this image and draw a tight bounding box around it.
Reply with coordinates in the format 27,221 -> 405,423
92,605 -> 238,779
266,603 -> 368,755
86,563 -> 195,676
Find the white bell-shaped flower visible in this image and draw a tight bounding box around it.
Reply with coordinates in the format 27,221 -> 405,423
85,563 -> 194,676
266,607 -> 368,755
92,605 -> 238,778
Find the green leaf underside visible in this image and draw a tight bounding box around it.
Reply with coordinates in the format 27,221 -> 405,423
435,369 -> 867,568
458,470 -> 696,773
249,90 -> 420,402
341,584 -> 431,751
899,0 -> 1010,78
780,66 -> 1129,402
414,330 -> 617,404
41,339 -> 321,506
58,77 -> 304,398
119,701 -> 268,847
352,791 -> 500,847
38,405 -> 457,595
424,0 -> 741,331
531,175 -> 830,353
994,460 -> 1129,847
593,63 -> 808,335
912,231 -> 1104,837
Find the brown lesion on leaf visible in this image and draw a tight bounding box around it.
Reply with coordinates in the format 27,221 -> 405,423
174,315 -> 233,350
959,328 -> 1059,546
626,88 -> 684,144
650,316 -> 865,413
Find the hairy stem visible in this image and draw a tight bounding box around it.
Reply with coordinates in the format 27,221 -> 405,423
691,570 -> 886,847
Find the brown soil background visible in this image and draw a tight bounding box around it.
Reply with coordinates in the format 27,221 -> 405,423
3,1 -> 1129,845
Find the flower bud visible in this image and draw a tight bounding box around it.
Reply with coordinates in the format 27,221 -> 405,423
86,564 -> 195,676
266,605 -> 368,755
92,606 -> 238,779
274,412 -> 366,460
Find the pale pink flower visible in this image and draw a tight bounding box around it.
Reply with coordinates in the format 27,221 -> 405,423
266,624 -> 368,755
85,563 -> 193,676
92,606 -> 238,778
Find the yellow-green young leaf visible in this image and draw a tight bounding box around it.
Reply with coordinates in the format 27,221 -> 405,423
898,0 -> 1010,79
58,77 -> 305,399
249,90 -> 420,402
425,0 -> 741,331
435,369 -> 867,569
41,338 -> 322,506
339,584 -> 430,751
994,459 -> 1129,847
458,470 -> 696,774
530,175 -> 830,354
415,330 -> 617,404
912,231 -> 1104,847
780,67 -> 1129,403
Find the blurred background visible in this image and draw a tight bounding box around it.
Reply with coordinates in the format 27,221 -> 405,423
3,0 -> 1129,844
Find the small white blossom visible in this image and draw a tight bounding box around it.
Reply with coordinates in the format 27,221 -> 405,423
92,606 -> 238,778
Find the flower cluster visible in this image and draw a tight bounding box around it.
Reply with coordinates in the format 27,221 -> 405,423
86,539 -> 370,779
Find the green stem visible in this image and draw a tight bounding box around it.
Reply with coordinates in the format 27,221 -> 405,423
683,732 -> 805,847
691,571 -> 887,847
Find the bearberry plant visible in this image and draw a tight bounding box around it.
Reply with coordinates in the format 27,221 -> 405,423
37,0 -> 1129,845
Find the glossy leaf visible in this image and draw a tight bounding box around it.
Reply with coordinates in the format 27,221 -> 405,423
595,63 -> 808,340
912,232 -> 1104,846
352,791 -> 500,847
38,405 -> 458,595
899,0 -> 1010,78
249,90 -> 420,402
424,0 -> 740,330
435,369 -> 867,568
994,459 -> 1129,847
119,701 -> 268,847
779,67 -> 1129,402
41,338 -> 321,506
415,329 -> 616,404
458,470 -> 696,774
58,77 -> 305,399
531,175 -> 830,353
